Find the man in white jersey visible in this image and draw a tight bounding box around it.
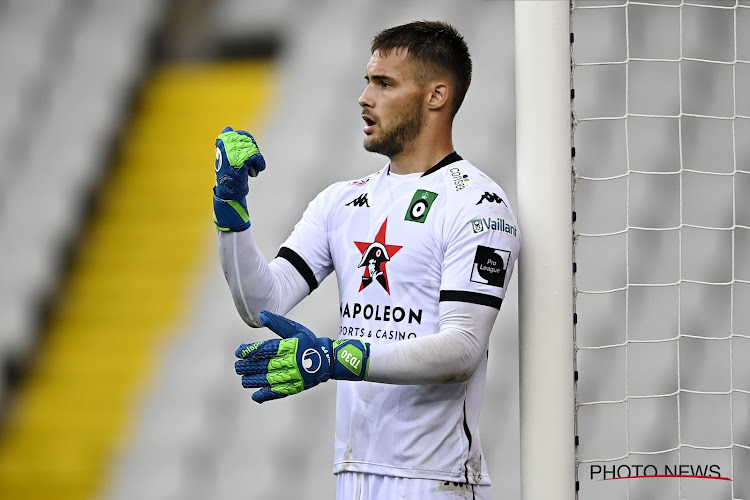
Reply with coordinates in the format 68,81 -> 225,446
212,21 -> 520,500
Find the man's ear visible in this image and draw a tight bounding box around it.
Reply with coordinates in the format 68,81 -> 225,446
427,81 -> 450,111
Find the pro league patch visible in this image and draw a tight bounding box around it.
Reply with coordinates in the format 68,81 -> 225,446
470,245 -> 510,287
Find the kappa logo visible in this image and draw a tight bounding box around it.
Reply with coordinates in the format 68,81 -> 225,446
470,245 -> 510,288
443,482 -> 472,490
346,193 -> 370,207
476,192 -> 507,206
353,218 -> 403,294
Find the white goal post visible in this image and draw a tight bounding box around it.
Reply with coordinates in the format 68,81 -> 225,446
517,1 -> 750,500
515,2 -> 576,500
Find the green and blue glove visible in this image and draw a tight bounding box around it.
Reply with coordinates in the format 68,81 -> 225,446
213,126 -> 266,232
235,311 -> 371,403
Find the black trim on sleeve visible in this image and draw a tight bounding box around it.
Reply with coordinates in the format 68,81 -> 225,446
420,151 -> 463,177
440,290 -> 503,310
277,246 -> 318,294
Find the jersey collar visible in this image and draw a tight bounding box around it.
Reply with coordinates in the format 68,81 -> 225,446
420,151 -> 463,177
385,151 -> 463,178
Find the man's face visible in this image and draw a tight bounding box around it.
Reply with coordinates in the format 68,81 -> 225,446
359,50 -> 426,158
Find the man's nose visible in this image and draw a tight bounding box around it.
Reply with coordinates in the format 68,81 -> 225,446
358,85 -> 374,108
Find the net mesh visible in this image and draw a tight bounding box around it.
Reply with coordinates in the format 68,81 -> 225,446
571,1 -> 750,499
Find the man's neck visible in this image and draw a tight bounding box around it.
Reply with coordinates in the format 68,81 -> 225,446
388,137 -> 455,176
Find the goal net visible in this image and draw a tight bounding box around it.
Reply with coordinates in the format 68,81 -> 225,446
517,1 -> 750,500
572,1 -> 749,499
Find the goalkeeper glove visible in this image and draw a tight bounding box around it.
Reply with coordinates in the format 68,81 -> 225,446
213,126 -> 266,232
235,310 -> 371,404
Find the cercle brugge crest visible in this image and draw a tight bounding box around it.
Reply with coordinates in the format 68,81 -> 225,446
404,189 -> 438,223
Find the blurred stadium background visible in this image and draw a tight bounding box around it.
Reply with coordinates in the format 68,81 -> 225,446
0,1 -> 517,499
0,0 -> 747,499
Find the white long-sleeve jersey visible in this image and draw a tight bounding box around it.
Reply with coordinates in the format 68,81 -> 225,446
219,153 -> 520,485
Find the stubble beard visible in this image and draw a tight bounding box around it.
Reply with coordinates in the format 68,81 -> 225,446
363,99 -> 424,159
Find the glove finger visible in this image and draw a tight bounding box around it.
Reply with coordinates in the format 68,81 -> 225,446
234,130 -> 264,174
241,373 -> 271,388
235,357 -> 271,375
247,153 -> 266,177
235,339 -> 280,359
221,126 -> 234,133
252,387 -> 288,404
259,310 -> 308,339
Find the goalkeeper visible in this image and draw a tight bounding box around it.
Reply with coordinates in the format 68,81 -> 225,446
214,21 -> 520,500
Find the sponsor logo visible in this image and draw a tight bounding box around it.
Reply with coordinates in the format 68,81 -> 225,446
337,344 -> 363,376
470,217 -> 517,237
345,193 -> 370,207
348,176 -> 371,186
215,146 -> 222,172
476,191 -> 506,206
301,348 -> 322,373
339,326 -> 418,340
450,167 -> 471,191
354,218 -> 403,294
470,245 -> 510,287
238,341 -> 263,358
338,301 -> 423,339
404,189 -> 438,223
340,302 -> 423,324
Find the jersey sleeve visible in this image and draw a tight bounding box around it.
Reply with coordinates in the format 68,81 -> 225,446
366,300 -> 497,384
277,187 -> 335,294
439,188 -> 520,310
218,229 -> 310,327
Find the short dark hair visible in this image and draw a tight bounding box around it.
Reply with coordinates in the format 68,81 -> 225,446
371,20 -> 472,117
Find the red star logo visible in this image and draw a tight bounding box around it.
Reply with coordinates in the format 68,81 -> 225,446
354,218 -> 403,294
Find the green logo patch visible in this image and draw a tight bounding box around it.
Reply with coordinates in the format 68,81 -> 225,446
405,189 -> 438,223
337,344 -> 364,377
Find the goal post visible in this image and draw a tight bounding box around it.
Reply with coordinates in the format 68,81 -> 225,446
517,1 -> 750,499
515,2 -> 576,500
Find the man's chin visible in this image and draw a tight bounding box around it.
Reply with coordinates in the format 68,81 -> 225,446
364,139 -> 403,159
363,138 -> 381,154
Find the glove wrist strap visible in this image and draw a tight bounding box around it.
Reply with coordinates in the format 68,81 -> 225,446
330,339 -> 370,381
213,189 -> 251,232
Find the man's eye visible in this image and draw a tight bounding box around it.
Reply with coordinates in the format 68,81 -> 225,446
380,81 -> 390,88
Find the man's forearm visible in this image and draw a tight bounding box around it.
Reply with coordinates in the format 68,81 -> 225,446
219,229 -> 308,327
365,301 -> 497,385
